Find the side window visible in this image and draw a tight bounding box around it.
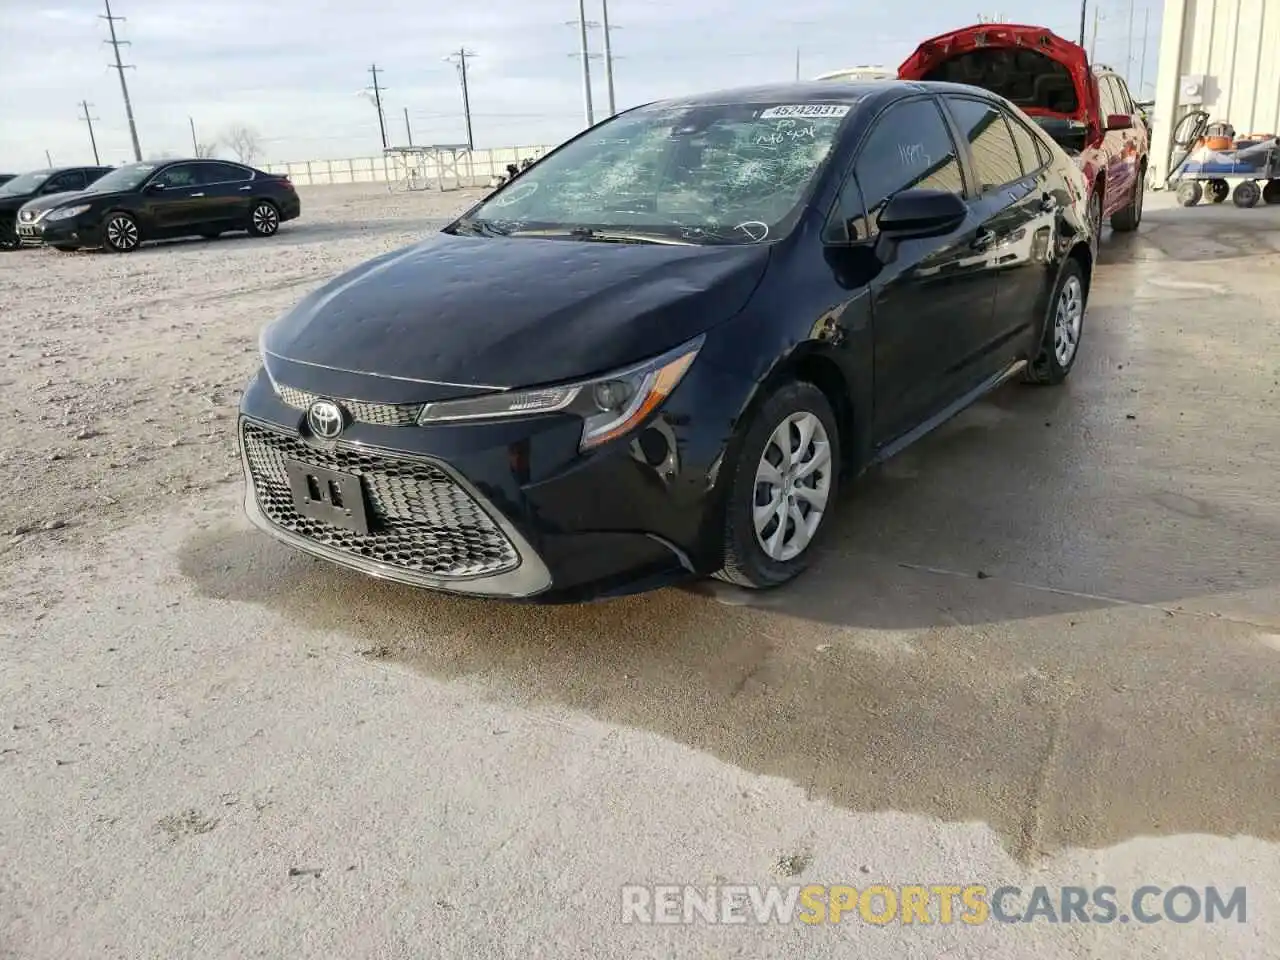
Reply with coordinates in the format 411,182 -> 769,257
154,164 -> 200,188
1006,113 -> 1046,176
837,97 -> 964,240
199,162 -> 253,184
1096,76 -> 1120,117
44,171 -> 85,192
945,97 -> 1024,191
1110,76 -> 1134,114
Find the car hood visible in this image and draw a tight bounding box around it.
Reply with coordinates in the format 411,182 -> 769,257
261,231 -> 771,401
16,189 -> 110,216
898,23 -> 1094,125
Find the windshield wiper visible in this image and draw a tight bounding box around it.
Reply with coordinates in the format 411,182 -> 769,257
509,226 -> 697,246
449,216 -> 515,238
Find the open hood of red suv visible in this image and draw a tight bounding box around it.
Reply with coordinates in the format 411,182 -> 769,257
898,23 -> 1098,131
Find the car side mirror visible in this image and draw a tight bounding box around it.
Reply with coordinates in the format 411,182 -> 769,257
877,189 -> 968,241
1105,113 -> 1134,132
146,182 -> 166,193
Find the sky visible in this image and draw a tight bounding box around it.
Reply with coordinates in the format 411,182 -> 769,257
0,0 -> 1162,171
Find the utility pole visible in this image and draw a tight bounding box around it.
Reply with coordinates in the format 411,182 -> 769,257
403,107 -> 413,148
600,0 -> 617,117
45,150 -> 54,168
1138,5 -> 1151,94
368,63 -> 388,150
188,116 -> 198,154
574,0 -> 595,127
102,0 -> 142,161
79,101 -> 102,165
1078,0 -> 1088,47
445,49 -> 476,150
1089,3 -> 1101,60
1125,0 -> 1136,83
795,47 -> 801,81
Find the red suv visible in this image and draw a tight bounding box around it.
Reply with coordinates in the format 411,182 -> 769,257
898,23 -> 1149,239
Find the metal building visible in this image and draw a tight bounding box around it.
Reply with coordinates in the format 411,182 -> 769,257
1150,0 -> 1280,185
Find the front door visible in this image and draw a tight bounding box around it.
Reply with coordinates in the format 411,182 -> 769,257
838,96 -> 1000,447
145,163 -> 207,234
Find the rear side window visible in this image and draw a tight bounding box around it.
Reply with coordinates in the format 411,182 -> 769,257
198,162 -> 253,184
846,97 -> 965,239
1006,113 -> 1047,175
944,97 -> 1024,191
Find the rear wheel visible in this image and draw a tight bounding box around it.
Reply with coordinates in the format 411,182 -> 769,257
1233,180 -> 1262,208
1263,180 -> 1280,205
1176,181 -> 1203,207
1110,166 -> 1146,231
1207,178 -> 1230,203
1087,187 -> 1103,254
714,381 -> 840,589
248,201 -> 280,237
103,212 -> 141,252
1023,259 -> 1087,386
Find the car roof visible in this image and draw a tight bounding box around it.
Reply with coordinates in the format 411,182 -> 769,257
649,79 -> 925,106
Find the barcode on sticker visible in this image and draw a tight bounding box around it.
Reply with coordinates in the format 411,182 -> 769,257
759,104 -> 851,119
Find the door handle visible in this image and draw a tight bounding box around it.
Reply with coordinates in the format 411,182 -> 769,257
970,228 -> 995,250
190,192 -> 205,197
239,185 -> 252,191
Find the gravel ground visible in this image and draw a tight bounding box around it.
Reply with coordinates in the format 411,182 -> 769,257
2,188 -> 1279,959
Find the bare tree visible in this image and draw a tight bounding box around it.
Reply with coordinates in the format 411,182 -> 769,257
221,124 -> 262,164
193,140 -> 220,158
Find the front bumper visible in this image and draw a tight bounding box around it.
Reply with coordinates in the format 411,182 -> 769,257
237,361 -> 753,601
15,214 -> 99,248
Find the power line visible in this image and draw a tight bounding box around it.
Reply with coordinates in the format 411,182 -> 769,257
444,49 -> 477,150
366,63 -> 388,150
101,0 -> 142,161
79,101 -> 102,165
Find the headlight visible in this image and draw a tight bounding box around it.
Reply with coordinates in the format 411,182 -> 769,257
45,205 -> 90,222
417,335 -> 703,451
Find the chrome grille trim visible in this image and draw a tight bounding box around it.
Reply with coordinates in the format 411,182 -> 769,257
274,383 -> 424,426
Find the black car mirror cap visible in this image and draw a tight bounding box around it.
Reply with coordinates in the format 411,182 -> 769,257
877,189 -> 968,241
1105,113 -> 1134,132
147,182 -> 166,193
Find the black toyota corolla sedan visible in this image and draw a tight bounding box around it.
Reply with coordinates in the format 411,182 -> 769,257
15,158 -> 300,252
240,80 -> 1094,602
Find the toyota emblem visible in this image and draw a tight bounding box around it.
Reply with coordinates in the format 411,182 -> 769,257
306,399 -> 345,439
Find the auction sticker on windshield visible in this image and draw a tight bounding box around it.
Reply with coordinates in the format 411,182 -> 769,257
759,104 -> 852,119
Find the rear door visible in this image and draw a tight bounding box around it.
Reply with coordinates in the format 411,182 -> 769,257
193,161 -> 256,227
834,95 -> 999,445
1106,75 -> 1144,202
942,95 -> 1049,367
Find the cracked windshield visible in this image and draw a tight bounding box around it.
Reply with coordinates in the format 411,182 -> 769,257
468,101 -> 854,243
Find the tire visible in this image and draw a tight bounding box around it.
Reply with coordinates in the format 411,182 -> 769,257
103,212 -> 141,252
1022,258 -> 1087,386
714,381 -> 841,589
1110,166 -> 1145,231
1233,180 -> 1261,208
1263,180 -> 1280,205
0,218 -> 16,251
1207,178 -> 1230,203
1086,187 -> 1103,256
248,200 -> 280,237
1176,181 -> 1203,207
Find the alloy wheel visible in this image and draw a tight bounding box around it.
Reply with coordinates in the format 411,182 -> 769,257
1053,274 -> 1084,368
252,203 -> 280,235
106,215 -> 139,252
752,412 -> 832,563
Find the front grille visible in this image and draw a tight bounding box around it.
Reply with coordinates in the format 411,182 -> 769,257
241,420 -> 520,579
275,383 -> 423,427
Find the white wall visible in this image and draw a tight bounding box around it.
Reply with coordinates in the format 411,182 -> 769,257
1150,0 -> 1280,184
261,146 -> 559,188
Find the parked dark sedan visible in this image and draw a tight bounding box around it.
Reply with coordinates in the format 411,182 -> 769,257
16,158 -> 300,252
240,80 -> 1094,602
0,165 -> 113,249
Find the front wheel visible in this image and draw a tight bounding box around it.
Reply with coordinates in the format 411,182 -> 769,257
714,381 -> 840,589
1207,178 -> 1230,203
103,212 -> 141,252
1176,181 -> 1203,207
1233,180 -> 1261,208
1263,180 -> 1280,205
1023,259 -> 1087,386
248,201 -> 280,237
0,218 -> 17,251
